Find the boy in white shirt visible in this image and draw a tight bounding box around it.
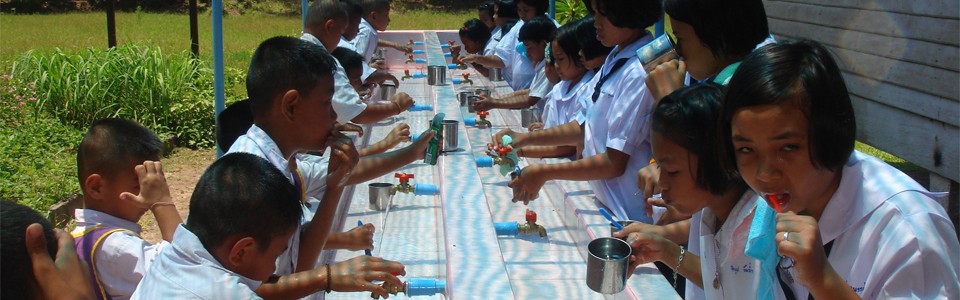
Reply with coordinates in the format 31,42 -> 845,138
70,118 -> 183,300
132,153 -> 304,299
351,0 -> 411,67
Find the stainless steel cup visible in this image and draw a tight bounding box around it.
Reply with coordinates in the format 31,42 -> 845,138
474,88 -> 489,97
379,83 -> 397,102
368,183 -> 393,211
520,107 -> 541,128
440,120 -> 459,152
458,91 -> 472,107
636,34 -> 679,73
609,220 -> 638,238
488,67 -> 504,81
427,65 -> 447,85
467,95 -> 480,113
586,237 -> 632,294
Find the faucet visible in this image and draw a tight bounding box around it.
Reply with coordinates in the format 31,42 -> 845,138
494,209 -> 547,238
376,278 -> 446,299
459,73 -> 473,85
404,54 -> 416,64
477,145 -> 516,168
472,111 -> 491,128
401,69 -> 413,80
391,173 -> 417,195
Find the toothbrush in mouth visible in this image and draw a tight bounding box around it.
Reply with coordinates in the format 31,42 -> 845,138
763,192 -> 796,269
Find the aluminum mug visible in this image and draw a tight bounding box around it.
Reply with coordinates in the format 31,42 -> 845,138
368,183 -> 393,211
488,67 -> 504,81
586,237 -> 632,294
427,65 -> 447,85
458,91 -> 472,107
636,34 -> 679,73
440,120 -> 459,152
467,95 -> 480,113
379,83 -> 397,102
520,107 -> 541,128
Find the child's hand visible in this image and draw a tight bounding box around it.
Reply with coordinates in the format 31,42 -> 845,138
645,59 -> 686,102
336,122 -> 364,137
636,162 -> 661,215
325,131 -> 359,189
461,54 -> 479,63
624,232 -> 677,276
407,129 -> 435,158
775,212 -> 833,291
508,165 -> 545,204
26,224 -> 95,300
390,93 -> 415,112
471,94 -> 495,111
395,44 -> 413,54
341,223 -> 375,252
386,123 -> 411,146
491,128 -> 521,148
369,59 -> 387,70
120,161 -> 172,210
527,122 -> 544,132
328,256 -> 406,299
613,221 -> 665,240
358,88 -> 373,102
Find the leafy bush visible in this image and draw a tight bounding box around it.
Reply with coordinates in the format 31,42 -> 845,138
0,75 -> 83,210
554,0 -> 588,25
11,43 -> 245,149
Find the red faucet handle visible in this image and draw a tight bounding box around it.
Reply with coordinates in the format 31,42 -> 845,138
449,40 -> 456,45
496,147 -> 512,156
526,209 -> 537,223
394,173 -> 415,184
409,39 -> 414,44
477,111 -> 489,118
462,73 -> 470,79
408,54 -> 414,59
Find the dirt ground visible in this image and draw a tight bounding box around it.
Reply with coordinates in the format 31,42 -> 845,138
138,148 -> 215,243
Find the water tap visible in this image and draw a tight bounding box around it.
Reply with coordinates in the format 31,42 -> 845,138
389,173 -> 439,195
404,54 -> 416,64
375,278 -> 446,299
476,144 -> 516,168
401,69 -> 413,80
464,111 -> 491,128
459,73 -> 473,85
494,209 -> 547,237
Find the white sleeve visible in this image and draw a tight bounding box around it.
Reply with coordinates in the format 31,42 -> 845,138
352,28 -> 373,61
528,67 -> 553,98
295,154 -> 330,200
97,232 -> 169,300
602,66 -> 653,154
332,61 -> 367,123
495,24 -> 520,66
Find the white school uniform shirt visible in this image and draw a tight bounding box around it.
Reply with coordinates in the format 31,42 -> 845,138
542,70 -> 594,129
351,18 -> 378,63
494,19 -> 527,89
70,209 -> 169,300
685,191 -> 763,300
528,59 -> 554,107
338,37 -> 375,81
301,33 -> 367,123
483,29 -> 499,56
582,35 -> 655,222
227,125 -> 330,275
131,225 -> 263,300
776,151 -> 960,299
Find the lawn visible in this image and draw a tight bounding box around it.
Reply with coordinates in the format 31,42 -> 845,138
0,10 -> 473,70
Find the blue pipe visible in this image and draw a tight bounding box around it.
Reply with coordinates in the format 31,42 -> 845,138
655,18 -> 664,37
549,0 -> 555,19
213,0 -> 225,158
494,221 -> 520,236
406,278 -> 446,296
301,0 -> 308,32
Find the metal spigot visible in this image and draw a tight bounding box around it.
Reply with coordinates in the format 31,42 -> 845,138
404,54 -> 416,64
401,69 -> 413,80
460,72 -> 473,85
518,209 -> 547,237
474,111 -> 491,128
486,144 -> 516,168
391,173 -> 416,194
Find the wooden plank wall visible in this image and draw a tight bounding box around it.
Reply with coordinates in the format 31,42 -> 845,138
763,0 -> 959,185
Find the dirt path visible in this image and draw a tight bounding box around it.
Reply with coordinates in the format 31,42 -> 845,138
139,148 -> 215,243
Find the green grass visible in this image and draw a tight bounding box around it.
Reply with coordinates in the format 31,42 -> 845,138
856,141 -> 923,172
0,10 -> 472,70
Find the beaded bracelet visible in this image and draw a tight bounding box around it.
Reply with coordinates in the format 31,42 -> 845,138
672,246 -> 685,290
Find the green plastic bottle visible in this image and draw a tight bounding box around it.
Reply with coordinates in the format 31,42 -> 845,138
423,113 -> 446,165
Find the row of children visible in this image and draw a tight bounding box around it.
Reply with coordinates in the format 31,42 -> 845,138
455,0 -> 959,299
2,0 -> 442,299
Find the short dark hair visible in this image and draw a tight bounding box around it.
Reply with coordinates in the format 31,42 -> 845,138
495,0 -> 519,20
360,0 -> 390,15
246,36 -> 337,118
593,0 -> 662,29
1,201 -> 58,300
720,40 -> 855,173
553,19 -> 584,67
664,0 -> 769,61
654,83 -> 743,195
186,153 -> 302,251
306,0 -> 348,29
216,99 -> 254,153
331,47 -> 364,75
77,118 -> 162,186
518,16 -> 556,43
479,1 -> 495,17
516,0 -> 549,15
460,18 -> 493,46
575,15 -> 612,61
339,0 -> 363,21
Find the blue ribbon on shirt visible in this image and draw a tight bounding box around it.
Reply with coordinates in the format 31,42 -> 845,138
744,199 -> 778,300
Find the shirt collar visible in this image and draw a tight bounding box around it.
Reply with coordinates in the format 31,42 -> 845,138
600,34 -> 652,78
245,125 -> 295,183
300,32 -> 326,50
171,224 -> 263,291
74,209 -> 143,233
360,18 -> 376,35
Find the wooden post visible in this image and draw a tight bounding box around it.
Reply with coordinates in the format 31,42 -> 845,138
106,0 -> 116,47
189,0 -> 199,56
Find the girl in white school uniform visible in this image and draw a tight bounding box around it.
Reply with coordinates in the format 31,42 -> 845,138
471,16 -> 556,112
493,0 -> 663,222
720,40 -> 960,299
462,0 -> 556,90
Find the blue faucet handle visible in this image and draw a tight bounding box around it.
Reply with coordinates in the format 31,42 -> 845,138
413,183 -> 439,195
